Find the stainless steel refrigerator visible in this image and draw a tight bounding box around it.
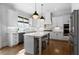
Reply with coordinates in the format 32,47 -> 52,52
70,10 -> 79,55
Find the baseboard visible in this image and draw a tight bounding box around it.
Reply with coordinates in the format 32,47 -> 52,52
0,46 -> 9,50
50,39 -> 69,42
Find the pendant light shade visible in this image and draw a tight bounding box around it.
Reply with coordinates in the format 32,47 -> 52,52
40,4 -> 45,20
32,0 -> 39,20
33,11 -> 39,15
32,11 -> 39,20
40,16 -> 45,19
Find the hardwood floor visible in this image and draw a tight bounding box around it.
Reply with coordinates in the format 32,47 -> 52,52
0,40 -> 73,55
42,40 -> 73,55
0,44 -> 24,55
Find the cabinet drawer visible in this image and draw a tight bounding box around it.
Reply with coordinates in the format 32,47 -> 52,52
50,32 -> 63,39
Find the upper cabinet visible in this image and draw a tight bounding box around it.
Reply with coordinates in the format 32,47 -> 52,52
0,5 -> 9,48
8,9 -> 18,27
0,5 -> 18,27
0,5 -> 19,48
0,5 -> 8,26
52,15 -> 70,25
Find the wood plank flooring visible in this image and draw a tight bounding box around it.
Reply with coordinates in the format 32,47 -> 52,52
42,40 -> 73,55
0,40 -> 73,55
0,44 -> 24,55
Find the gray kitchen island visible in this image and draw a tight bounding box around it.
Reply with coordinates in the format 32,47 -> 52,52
24,31 -> 50,55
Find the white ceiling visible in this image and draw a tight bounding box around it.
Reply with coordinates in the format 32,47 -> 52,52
12,3 -> 71,16
0,3 -> 71,17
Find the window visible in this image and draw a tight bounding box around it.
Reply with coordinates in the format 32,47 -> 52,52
17,16 -> 29,32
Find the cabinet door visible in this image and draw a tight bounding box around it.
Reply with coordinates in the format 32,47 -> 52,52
13,33 -> 18,45
9,33 -> 18,47
24,36 -> 34,54
57,32 -> 63,39
0,6 -> 9,48
50,32 -> 54,39
8,9 -> 18,27
50,32 -> 63,40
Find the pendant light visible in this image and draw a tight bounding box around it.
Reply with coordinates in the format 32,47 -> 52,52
32,0 -> 39,20
40,4 -> 45,20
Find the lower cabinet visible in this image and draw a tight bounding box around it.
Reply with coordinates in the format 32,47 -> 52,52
18,32 -> 25,44
8,33 -> 19,47
50,32 -> 64,39
0,34 -> 9,48
24,35 -> 48,55
24,36 -> 35,54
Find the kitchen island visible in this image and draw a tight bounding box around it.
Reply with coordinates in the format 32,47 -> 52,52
24,31 -> 50,55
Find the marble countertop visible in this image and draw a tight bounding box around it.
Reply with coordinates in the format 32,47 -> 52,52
18,31 -> 36,33
24,31 -> 49,37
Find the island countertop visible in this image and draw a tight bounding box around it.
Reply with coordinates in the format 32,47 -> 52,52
24,31 -> 50,37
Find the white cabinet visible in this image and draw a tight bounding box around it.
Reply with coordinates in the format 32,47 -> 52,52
8,33 -> 19,47
50,32 -> 63,40
7,9 -> 18,47
50,15 -> 70,40
51,16 -> 64,40
0,5 -> 18,48
8,9 -> 18,27
24,36 -> 34,54
52,15 -> 70,27
0,5 -> 9,48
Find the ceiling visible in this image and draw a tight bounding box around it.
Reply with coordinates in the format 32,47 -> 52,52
0,3 -> 71,17
12,3 -> 71,16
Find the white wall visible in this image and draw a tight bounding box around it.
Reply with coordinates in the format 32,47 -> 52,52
44,12 -> 51,24
32,18 -> 44,31
72,3 -> 79,11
